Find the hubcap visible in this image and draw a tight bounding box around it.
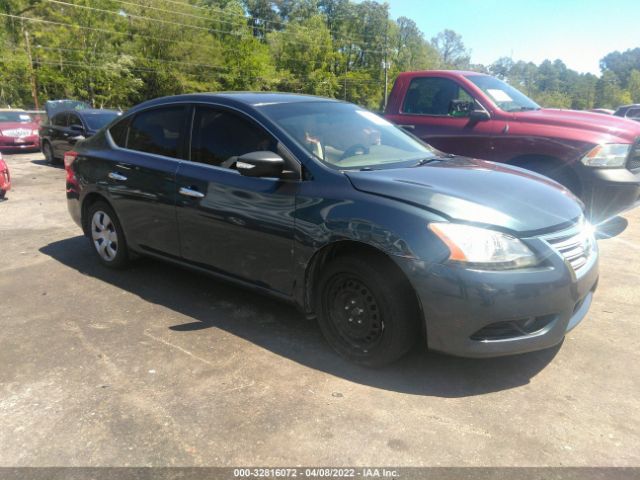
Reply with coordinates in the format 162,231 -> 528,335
325,274 -> 384,353
91,211 -> 118,261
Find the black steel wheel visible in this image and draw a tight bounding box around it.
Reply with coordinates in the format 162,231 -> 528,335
316,253 -> 419,367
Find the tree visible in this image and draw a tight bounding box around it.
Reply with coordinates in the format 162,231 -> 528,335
628,70 -> 640,103
430,29 -> 470,69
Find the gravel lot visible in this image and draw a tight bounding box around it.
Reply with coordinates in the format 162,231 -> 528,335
0,151 -> 639,467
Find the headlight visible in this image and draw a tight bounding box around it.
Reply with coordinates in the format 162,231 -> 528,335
580,144 -> 630,167
429,223 -> 538,269
32,129 -> 39,136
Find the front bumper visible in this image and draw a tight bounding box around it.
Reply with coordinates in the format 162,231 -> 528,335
0,135 -> 40,152
578,165 -> 640,223
394,236 -> 599,358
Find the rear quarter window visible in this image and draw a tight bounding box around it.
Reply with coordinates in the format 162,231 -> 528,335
108,117 -> 130,147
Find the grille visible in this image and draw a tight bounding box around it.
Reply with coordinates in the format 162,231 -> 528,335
541,221 -> 594,273
628,138 -> 640,170
2,128 -> 32,137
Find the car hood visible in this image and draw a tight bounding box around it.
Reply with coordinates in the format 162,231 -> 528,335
515,108 -> 640,143
345,157 -> 583,234
0,122 -> 38,133
44,99 -> 91,118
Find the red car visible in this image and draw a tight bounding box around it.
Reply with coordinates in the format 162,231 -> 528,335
0,109 -> 40,152
0,153 -> 10,199
385,71 -> 640,222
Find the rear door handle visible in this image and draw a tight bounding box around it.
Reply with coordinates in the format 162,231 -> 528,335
108,172 -> 127,181
179,187 -> 205,199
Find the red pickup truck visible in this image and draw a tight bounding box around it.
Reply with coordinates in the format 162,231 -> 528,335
384,70 -> 640,223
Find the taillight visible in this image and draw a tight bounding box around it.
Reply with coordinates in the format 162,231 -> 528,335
64,151 -> 78,169
64,151 -> 79,190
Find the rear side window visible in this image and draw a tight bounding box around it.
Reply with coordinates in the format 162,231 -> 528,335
127,106 -> 187,159
190,106 -> 276,168
109,117 -> 130,147
402,77 -> 473,115
628,108 -> 640,119
52,113 -> 68,127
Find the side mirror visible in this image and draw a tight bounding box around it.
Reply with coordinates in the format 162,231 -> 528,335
469,109 -> 491,121
236,151 -> 285,178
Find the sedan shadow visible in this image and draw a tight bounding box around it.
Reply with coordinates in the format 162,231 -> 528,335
40,236 -> 561,398
31,159 -> 63,169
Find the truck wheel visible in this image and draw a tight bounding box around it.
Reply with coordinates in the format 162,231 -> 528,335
315,254 -> 420,367
87,201 -> 129,269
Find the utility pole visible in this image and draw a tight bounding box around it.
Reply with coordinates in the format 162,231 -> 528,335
383,13 -> 390,111
22,23 -> 39,110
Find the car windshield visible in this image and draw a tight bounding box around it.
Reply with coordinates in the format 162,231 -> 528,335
84,112 -> 120,130
259,101 -> 437,170
466,75 -> 540,112
0,111 -> 33,123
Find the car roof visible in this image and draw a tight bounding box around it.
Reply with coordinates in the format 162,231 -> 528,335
128,92 -> 341,114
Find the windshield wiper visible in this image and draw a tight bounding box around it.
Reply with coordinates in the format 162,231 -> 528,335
415,157 -> 443,166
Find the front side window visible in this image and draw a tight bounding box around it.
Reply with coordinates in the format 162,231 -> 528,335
260,101 -> 436,170
627,108 -> 640,119
190,107 -> 277,168
466,75 -> 540,112
127,106 -> 187,159
402,77 -> 474,115
68,113 -> 82,128
52,113 -> 68,127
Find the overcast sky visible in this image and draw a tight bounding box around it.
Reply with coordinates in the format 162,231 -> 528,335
387,0 -> 640,75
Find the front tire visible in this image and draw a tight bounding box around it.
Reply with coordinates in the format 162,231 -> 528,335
315,254 -> 420,367
87,201 -> 129,268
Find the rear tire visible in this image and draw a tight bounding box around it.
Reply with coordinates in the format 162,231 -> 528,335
0,190 -> 5,200
42,141 -> 57,165
315,253 -> 420,367
86,201 -> 129,269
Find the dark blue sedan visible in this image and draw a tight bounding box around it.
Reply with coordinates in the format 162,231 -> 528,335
63,93 -> 599,366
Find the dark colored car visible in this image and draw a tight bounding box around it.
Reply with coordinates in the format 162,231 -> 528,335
40,108 -> 121,164
614,104 -> 640,122
0,109 -> 40,152
0,153 -> 10,199
385,71 -> 640,223
64,93 -> 598,366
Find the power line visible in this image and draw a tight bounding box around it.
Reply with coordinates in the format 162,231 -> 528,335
43,0 -> 387,53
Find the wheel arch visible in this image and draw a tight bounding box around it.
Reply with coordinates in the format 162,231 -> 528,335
81,192 -> 115,236
507,154 -> 583,197
302,239 -> 425,337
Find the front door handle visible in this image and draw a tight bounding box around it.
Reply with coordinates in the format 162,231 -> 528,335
179,187 -> 205,199
398,124 -> 415,130
108,172 -> 127,181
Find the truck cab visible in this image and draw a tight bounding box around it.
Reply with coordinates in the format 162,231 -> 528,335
384,70 -> 640,222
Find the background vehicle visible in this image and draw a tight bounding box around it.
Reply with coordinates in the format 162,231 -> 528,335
384,71 -> 640,222
0,153 -> 10,199
0,109 -> 40,153
614,104 -> 640,122
40,108 -> 121,164
64,93 -> 598,366
589,108 -> 615,115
